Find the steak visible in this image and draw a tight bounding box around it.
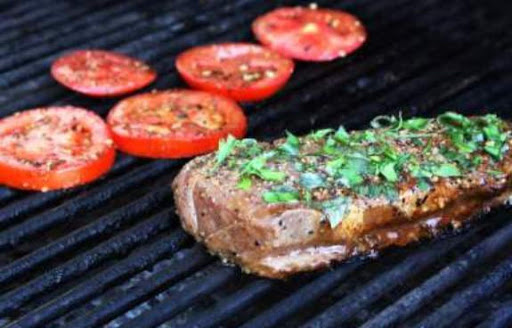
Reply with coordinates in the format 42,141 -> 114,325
172,112 -> 512,278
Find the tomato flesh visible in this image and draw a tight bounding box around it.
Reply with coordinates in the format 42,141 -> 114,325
51,50 -> 157,97
252,7 -> 367,61
107,90 -> 247,158
0,107 -> 115,191
176,43 -> 294,102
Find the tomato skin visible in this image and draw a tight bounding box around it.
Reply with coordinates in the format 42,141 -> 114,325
0,147 -> 115,191
176,43 -> 294,102
252,7 -> 367,62
51,50 -> 157,97
107,90 -> 247,159
0,107 -> 115,191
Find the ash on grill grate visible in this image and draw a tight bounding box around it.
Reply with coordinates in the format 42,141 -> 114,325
1,0 -> 512,327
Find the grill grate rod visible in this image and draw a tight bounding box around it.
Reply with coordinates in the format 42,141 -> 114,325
299,226 -> 482,328
0,185 -> 171,285
0,0 -> 129,51
167,279 -> 277,328
0,0 -> 73,33
0,0 -> 275,92
0,160 -> 181,248
0,0 -> 219,74
0,154 -> 136,229
0,0 -> 155,54
302,27 -> 512,138
0,208 -> 177,317
361,214 -> 512,328
476,300 -> 512,328
417,255 -> 512,328
0,0 -> 324,111
7,230 -> 190,328
240,262 -> 363,328
246,0 -> 453,115
66,245 -> 213,328
252,11 -> 512,136
119,264 -> 237,328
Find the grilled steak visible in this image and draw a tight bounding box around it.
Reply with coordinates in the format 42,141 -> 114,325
173,112 -> 512,278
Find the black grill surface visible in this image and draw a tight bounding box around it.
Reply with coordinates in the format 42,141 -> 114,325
1,0 -> 512,327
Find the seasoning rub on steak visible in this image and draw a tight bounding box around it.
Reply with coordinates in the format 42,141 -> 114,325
173,112 -> 512,278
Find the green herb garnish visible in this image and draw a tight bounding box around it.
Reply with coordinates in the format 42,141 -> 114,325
319,197 -> 350,228
262,186 -> 300,203
216,135 -> 238,167
299,172 -> 325,190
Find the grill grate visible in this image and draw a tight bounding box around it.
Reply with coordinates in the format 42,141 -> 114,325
1,0 -> 512,327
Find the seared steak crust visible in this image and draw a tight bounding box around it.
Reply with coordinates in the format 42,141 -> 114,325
173,113 -> 512,278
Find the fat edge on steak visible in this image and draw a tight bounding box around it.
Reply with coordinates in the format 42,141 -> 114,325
173,113 -> 512,278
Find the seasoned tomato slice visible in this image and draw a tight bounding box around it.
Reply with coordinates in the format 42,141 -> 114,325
176,43 -> 294,101
252,6 -> 367,61
0,107 -> 115,191
107,90 -> 247,158
51,50 -> 157,97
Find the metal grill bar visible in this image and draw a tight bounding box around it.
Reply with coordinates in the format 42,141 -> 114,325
477,300 -> 512,328
0,0 -> 73,33
0,155 -> 136,229
240,262 -> 363,328
0,208 -> 176,316
6,230 -> 189,328
0,186 -> 171,285
0,0 -> 124,50
0,160 -> 180,248
167,279 -> 276,328
66,245 -> 212,328
308,31 -> 512,135
0,0 -> 146,53
250,4 -> 503,134
121,264 -> 237,328
300,228 -> 479,328
0,0 -> 280,114
0,0 -> 213,73
361,215 -> 512,328
417,256 -> 512,328
0,0 -> 271,91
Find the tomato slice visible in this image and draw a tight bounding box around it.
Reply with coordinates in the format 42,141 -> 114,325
252,6 -> 367,61
176,43 -> 294,102
107,90 -> 247,158
51,50 -> 157,97
0,107 -> 115,191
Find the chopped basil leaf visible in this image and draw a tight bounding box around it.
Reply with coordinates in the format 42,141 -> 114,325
338,168 -> 364,187
417,178 -> 431,191
310,128 -> 334,141
403,118 -> 430,130
371,115 -> 398,129
379,162 -> 398,182
258,169 -> 286,181
263,186 -> 300,203
319,197 -> 350,228
432,163 -> 461,177
334,126 -> 350,143
437,111 -> 472,128
299,172 -> 325,190
241,153 -> 285,182
279,131 -> 300,156
216,135 -> 237,166
237,176 -> 252,190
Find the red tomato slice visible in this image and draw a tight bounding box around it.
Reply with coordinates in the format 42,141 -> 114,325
0,107 -> 115,191
252,6 -> 367,61
107,90 -> 247,158
51,50 -> 157,97
176,43 -> 294,102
